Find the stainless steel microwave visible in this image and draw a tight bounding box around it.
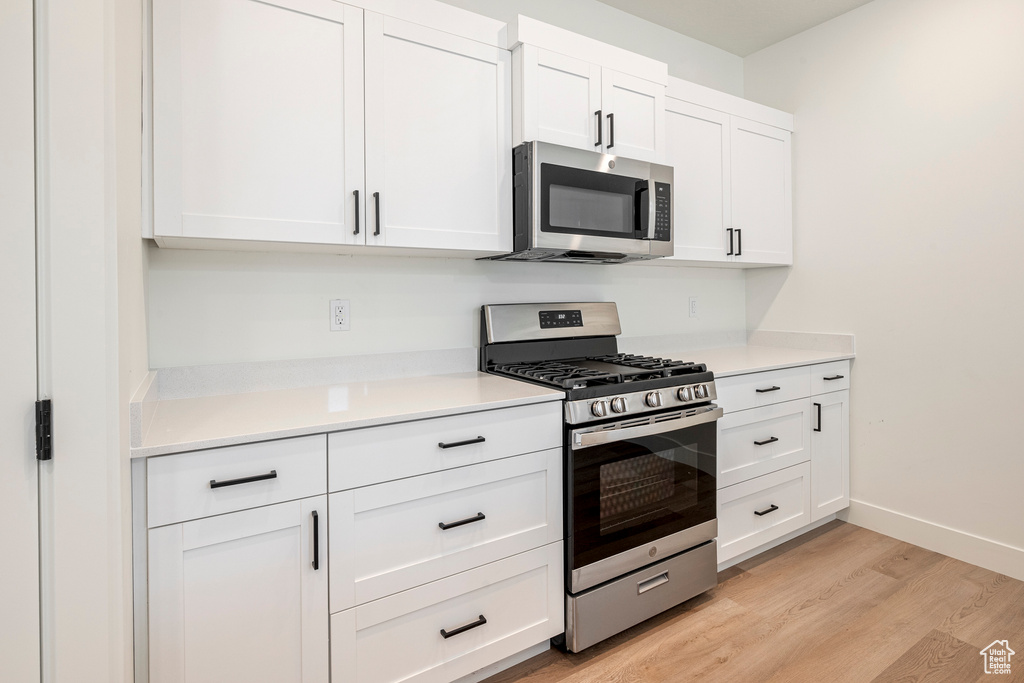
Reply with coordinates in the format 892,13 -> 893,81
487,141 -> 673,264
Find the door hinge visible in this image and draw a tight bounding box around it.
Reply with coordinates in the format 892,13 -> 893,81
36,399 -> 52,461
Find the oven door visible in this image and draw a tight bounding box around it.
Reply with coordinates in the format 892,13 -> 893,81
567,405 -> 721,594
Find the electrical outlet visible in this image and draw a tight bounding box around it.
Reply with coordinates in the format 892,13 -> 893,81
688,297 -> 698,319
330,299 -> 350,331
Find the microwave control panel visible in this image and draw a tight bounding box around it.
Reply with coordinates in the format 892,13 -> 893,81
654,182 -> 671,242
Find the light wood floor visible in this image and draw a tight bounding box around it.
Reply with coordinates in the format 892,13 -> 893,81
484,521 -> 1024,683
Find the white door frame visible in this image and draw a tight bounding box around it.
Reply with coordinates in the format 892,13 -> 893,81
0,0 -> 42,680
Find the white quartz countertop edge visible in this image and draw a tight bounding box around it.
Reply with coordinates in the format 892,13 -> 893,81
131,373 -> 565,459
699,346 -> 856,378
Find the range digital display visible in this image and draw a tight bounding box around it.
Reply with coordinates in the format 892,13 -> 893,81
539,310 -> 584,329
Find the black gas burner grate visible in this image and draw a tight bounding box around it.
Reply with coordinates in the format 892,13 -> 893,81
491,361 -> 622,389
591,354 -> 704,374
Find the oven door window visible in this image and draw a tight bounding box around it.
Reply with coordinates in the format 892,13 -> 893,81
541,163 -> 641,239
569,420 -> 716,572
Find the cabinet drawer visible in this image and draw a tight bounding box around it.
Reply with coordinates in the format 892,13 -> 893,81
810,360 -> 850,395
147,435 -> 327,528
717,462 -> 811,563
328,401 -> 562,491
329,449 -> 562,612
717,399 -> 811,488
330,542 -> 563,683
715,366 -> 810,413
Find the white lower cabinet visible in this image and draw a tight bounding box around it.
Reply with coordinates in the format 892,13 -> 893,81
330,542 -> 563,683
329,448 -> 562,611
811,390 -> 850,521
715,360 -> 851,565
717,463 -> 811,562
148,496 -> 329,683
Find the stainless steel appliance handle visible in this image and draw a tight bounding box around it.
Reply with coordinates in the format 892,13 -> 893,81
572,405 -> 723,450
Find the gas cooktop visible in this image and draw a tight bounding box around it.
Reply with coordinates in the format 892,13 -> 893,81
490,354 -> 708,391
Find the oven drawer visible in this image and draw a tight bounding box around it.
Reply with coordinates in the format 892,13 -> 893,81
810,360 -> 851,395
717,462 -> 811,563
330,542 -> 563,683
328,402 -> 562,492
329,449 -> 562,612
717,399 -> 811,488
714,366 -> 810,413
147,435 -> 327,528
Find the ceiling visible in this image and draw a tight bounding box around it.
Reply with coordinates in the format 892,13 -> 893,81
594,0 -> 875,57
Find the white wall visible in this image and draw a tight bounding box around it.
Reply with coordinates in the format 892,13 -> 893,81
438,0 -> 743,95
149,249 -> 745,367
744,0 -> 1024,576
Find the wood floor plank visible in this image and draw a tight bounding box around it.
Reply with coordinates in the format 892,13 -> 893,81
483,522 -> 1024,683
870,629 -> 985,683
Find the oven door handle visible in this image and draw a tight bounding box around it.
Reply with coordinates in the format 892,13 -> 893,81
572,405 -> 723,450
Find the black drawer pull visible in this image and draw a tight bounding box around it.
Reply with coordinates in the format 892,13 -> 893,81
754,504 -> 779,517
440,615 -> 487,639
823,374 -> 845,381
438,512 -> 486,531
311,510 -> 320,571
210,470 -> 277,489
754,436 -> 779,446
438,436 -> 485,449
756,386 -> 781,394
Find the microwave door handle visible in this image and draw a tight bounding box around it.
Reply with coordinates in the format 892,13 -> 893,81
636,180 -> 652,239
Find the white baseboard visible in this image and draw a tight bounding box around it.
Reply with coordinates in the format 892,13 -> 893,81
452,640 -> 549,683
717,514 -> 838,572
840,500 -> 1024,582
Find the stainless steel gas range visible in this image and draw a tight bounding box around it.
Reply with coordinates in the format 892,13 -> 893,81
480,302 -> 721,652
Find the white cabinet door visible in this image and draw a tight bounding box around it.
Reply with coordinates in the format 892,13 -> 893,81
664,99 -> 730,262
364,13 -> 512,252
149,497 -> 328,683
153,0 -> 364,245
518,45 -> 602,151
730,117 -> 792,265
601,68 -> 665,163
810,390 -> 850,521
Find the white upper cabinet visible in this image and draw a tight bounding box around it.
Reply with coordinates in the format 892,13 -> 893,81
730,117 -> 793,265
151,0 -> 511,254
511,16 -> 667,163
153,0 -> 365,245
363,13 -> 511,252
664,99 -> 731,262
663,78 -> 794,267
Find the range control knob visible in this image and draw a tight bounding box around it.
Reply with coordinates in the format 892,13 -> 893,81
677,386 -> 693,402
645,391 -> 663,408
694,384 -> 708,399
591,400 -> 609,418
610,397 -> 628,414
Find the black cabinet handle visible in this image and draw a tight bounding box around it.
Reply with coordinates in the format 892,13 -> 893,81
823,375 -> 845,381
209,470 -> 277,489
736,228 -> 742,256
754,504 -> 779,517
373,191 -> 381,236
353,190 -> 360,235
438,436 -> 485,449
755,386 -> 781,394
754,436 -> 779,446
440,615 -> 487,639
814,402 -> 822,432
726,228 -> 734,255
607,112 -> 615,149
594,110 -> 602,147
311,510 -> 320,570
438,512 -> 486,530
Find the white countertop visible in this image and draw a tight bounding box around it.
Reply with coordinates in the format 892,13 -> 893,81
132,335 -> 855,459
685,345 -> 854,378
132,372 -> 564,459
